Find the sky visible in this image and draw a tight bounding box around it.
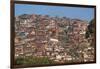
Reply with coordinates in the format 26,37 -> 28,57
15,4 -> 95,22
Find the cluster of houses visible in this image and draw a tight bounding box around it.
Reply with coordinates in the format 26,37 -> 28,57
15,14 -> 95,63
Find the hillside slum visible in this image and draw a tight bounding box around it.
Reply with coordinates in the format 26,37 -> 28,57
15,14 -> 95,63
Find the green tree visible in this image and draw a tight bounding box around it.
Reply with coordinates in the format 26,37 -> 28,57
86,19 -> 95,38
